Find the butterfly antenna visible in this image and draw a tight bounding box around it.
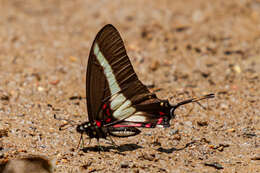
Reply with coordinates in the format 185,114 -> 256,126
172,93 -> 215,111
53,114 -> 77,130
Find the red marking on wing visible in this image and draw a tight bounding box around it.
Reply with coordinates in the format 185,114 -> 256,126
106,118 -> 111,123
159,112 -> 165,115
102,104 -> 107,110
157,117 -> 163,124
95,120 -> 102,127
145,123 -> 151,128
106,108 -> 111,116
113,124 -> 142,128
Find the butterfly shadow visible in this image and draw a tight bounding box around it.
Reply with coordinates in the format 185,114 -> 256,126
156,141 -> 196,154
82,143 -> 143,153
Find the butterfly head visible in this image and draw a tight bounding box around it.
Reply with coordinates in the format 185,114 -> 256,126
76,121 -> 106,139
76,122 -> 93,135
159,100 -> 176,119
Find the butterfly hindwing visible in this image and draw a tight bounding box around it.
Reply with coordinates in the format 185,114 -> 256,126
87,25 -> 157,122
111,99 -> 172,128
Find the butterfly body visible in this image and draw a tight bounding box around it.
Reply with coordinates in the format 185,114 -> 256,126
76,122 -> 142,139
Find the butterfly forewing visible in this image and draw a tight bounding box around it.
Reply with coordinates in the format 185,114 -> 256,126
86,29 -> 111,123
87,24 -> 161,125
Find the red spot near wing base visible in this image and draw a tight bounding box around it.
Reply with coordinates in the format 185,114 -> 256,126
95,120 -> 102,127
113,123 -> 142,128
105,118 -> 111,123
145,123 -> 151,128
106,108 -> 111,116
102,104 -> 107,110
159,112 -> 165,115
157,117 -> 163,124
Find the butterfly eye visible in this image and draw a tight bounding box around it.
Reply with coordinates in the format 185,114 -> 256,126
160,102 -> 164,106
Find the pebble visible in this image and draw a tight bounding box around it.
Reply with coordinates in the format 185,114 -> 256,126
251,154 -> 260,160
144,132 -> 152,136
197,120 -> 208,126
120,161 -> 129,168
192,10 -> 204,23
226,128 -> 235,133
233,65 -> 241,74
143,153 -> 155,161
220,103 -> 228,110
149,60 -> 160,71
37,86 -> 45,92
172,134 -> 181,140
49,79 -> 60,85
69,56 -> 78,62
184,121 -> 193,127
169,129 -> 179,135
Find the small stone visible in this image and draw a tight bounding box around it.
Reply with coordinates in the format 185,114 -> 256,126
37,86 -> 44,92
197,120 -> 208,126
251,155 -> 260,160
184,121 -> 193,127
128,43 -> 140,52
81,161 -> 92,169
49,79 -> 60,85
0,129 -> 8,138
192,10 -> 204,22
69,56 -> 78,62
220,103 -> 228,110
2,155 -> 53,173
144,132 -> 152,136
169,129 -> 179,135
61,158 -> 68,163
172,134 -> 181,140
208,145 -> 214,149
149,60 -> 160,71
0,95 -> 9,101
226,128 -> 235,133
217,146 -> 224,151
120,161 -> 129,168
233,65 -> 241,74
142,153 -> 155,161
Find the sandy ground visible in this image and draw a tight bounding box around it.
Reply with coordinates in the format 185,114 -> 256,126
0,0 -> 259,172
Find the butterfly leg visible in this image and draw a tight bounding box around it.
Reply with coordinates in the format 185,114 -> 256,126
96,138 -> 104,152
77,134 -> 84,149
108,135 -> 118,148
88,138 -> 92,145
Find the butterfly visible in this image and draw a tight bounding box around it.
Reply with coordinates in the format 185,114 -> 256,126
75,24 -> 214,148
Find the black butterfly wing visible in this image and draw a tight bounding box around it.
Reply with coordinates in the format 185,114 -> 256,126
86,24 -> 214,133
86,24 -> 171,128
86,28 -> 111,123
